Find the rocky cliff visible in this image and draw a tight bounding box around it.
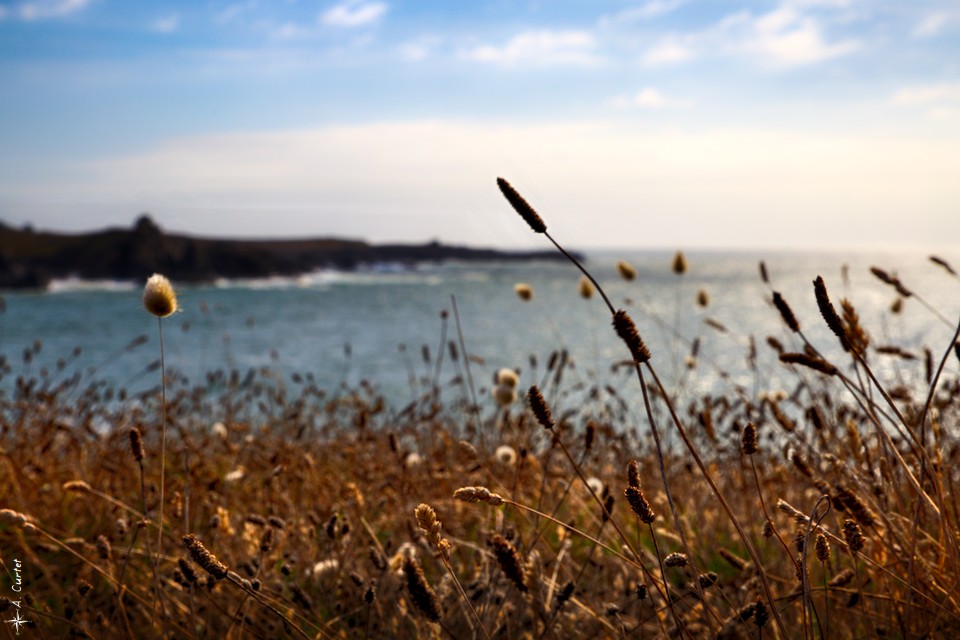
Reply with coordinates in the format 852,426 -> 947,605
0,215 -> 570,289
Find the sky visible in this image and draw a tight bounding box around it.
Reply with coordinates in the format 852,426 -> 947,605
1,0 -> 959,250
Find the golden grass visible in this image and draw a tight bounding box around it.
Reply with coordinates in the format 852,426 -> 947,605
1,184 -> 959,637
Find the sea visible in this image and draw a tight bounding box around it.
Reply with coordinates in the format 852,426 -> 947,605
1,250 -> 957,412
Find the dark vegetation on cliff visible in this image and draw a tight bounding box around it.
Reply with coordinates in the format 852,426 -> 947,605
0,215 -> 570,289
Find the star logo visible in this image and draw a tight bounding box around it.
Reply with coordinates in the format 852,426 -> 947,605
4,610 -> 29,635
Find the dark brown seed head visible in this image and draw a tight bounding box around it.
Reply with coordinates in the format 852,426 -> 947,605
557,581 -> 575,610
664,552 -> 688,568
828,568 -> 855,587
602,494 -> 615,523
672,251 -> 687,275
772,291 -> 800,333
624,486 -> 656,524
612,309 -> 651,364
930,255 -> 957,275
627,460 -> 641,489
833,485 -> 876,527
718,548 -> 748,571
814,276 -> 849,347
815,532 -> 830,562
741,422 -> 758,455
183,533 -> 229,580
779,352 -> 838,376
759,261 -> 769,284
403,556 -> 442,622
754,598 -> 770,628
842,519 -> 865,553
527,386 -> 555,430
178,558 -> 199,584
129,427 -> 144,462
497,177 -> 546,234
492,534 -> 528,592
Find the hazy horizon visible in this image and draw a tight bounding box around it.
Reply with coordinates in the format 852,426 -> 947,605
2,1 -> 959,251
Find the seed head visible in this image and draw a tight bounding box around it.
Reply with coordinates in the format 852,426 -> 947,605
616,260 -> 637,281
183,533 -> 229,580
527,385 -> 555,430
624,486 -> 656,524
129,427 -> 145,462
578,276 -> 594,299
815,532 -> 830,562
497,177 -> 546,234
772,292 -> 800,333
612,309 -> 651,364
664,552 -> 688,568
672,251 -> 687,275
143,274 -> 178,318
627,460 -> 641,489
453,486 -> 505,506
741,422 -> 758,455
842,519 -> 865,553
813,276 -> 848,348
492,384 -> 518,407
514,283 -> 534,301
495,368 -> 520,388
492,534 -> 528,592
403,556 -> 442,622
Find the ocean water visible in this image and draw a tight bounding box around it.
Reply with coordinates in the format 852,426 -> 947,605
1,250 -> 957,410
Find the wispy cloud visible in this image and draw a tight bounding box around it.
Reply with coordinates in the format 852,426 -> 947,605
912,12 -> 952,39
891,82 -> 960,107
462,30 -> 600,67
718,6 -> 859,67
641,40 -> 696,66
14,0 -> 92,21
321,1 -> 387,28
152,13 -> 180,34
610,87 -> 692,109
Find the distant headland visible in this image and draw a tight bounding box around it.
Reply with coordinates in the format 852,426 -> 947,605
0,215 -> 574,290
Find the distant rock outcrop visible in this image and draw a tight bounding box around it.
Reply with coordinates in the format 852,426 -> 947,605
0,216 -> 571,289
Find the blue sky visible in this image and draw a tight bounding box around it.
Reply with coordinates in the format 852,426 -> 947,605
1,0 -> 958,249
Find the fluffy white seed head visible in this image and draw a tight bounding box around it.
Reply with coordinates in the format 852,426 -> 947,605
143,274 -> 178,318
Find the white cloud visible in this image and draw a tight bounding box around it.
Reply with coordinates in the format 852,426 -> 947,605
891,83 -> 960,107
462,30 -> 600,67
641,41 -> 695,66
152,13 -> 180,34
722,6 -> 860,66
321,1 -> 387,28
912,12 -> 951,38
610,87 -> 692,109
18,0 -> 92,20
